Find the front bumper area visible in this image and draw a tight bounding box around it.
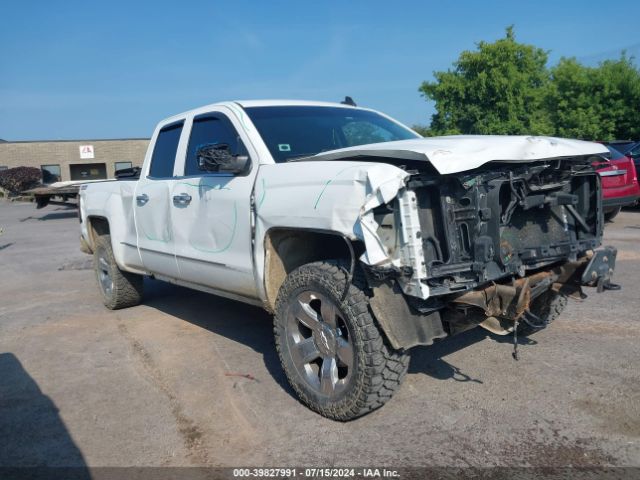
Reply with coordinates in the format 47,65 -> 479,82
581,246 -> 617,292
451,246 -> 618,333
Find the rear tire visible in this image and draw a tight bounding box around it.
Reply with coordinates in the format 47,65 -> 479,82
93,234 -> 143,310
274,260 -> 410,421
604,206 -> 621,222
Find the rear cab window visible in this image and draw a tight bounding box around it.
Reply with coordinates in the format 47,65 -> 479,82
149,121 -> 184,178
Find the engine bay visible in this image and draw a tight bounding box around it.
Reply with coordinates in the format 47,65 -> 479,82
372,158 -> 604,297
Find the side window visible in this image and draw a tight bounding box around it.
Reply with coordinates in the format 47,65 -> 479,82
149,122 -> 184,178
185,114 -> 240,176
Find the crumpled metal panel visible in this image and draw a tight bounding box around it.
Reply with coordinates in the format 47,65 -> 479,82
307,135 -> 609,175
254,160 -> 409,265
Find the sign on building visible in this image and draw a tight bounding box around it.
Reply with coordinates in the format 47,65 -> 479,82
79,145 -> 95,159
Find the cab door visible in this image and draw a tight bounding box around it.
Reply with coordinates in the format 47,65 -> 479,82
134,120 -> 184,278
170,109 -> 259,299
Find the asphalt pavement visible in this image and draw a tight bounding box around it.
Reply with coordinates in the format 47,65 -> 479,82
0,200 -> 639,470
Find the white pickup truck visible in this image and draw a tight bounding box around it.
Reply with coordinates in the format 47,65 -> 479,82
80,99 -> 617,420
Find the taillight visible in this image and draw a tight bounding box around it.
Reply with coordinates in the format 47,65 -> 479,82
628,156 -> 638,183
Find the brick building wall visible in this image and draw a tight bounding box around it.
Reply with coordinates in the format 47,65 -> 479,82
0,138 -> 150,182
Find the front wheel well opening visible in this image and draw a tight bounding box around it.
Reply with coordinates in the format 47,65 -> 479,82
263,228 -> 361,312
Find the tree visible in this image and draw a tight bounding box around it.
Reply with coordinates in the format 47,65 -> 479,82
420,26 -> 554,136
600,55 -> 640,140
547,54 -> 640,140
0,167 -> 41,195
419,27 -> 640,140
410,124 -> 432,137
544,58 -> 608,140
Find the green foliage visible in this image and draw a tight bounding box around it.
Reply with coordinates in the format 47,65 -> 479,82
411,124 -> 432,137
420,27 -> 640,140
547,55 -> 640,140
0,167 -> 42,195
544,58 -> 607,139
420,26 -> 554,136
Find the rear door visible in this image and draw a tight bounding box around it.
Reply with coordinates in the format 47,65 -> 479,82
169,108 -> 259,299
134,120 -> 184,278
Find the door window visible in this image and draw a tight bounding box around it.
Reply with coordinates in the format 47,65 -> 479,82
184,114 -> 241,176
149,122 -> 184,178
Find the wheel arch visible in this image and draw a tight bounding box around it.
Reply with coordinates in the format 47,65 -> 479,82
262,227 -> 361,312
86,215 -> 110,248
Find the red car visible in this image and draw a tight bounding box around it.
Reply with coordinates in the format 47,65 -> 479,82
593,144 -> 640,221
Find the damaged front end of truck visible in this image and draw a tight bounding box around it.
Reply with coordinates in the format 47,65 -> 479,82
307,137 -> 619,351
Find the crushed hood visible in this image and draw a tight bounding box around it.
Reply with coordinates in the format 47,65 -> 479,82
308,135 -> 609,175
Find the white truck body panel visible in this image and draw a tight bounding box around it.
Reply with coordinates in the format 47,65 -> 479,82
79,100 -> 609,308
252,160 -> 410,301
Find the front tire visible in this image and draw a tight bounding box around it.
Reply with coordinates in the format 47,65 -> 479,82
93,234 -> 143,310
518,289 -> 567,336
274,261 -> 410,421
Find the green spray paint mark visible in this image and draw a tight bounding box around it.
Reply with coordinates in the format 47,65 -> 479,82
142,231 -> 170,243
227,103 -> 250,130
257,178 -> 267,209
313,165 -> 364,210
188,202 -> 238,254
313,180 -> 333,209
140,222 -> 171,243
137,185 -> 172,243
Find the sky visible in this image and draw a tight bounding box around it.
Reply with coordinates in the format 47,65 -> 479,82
1,0 -> 639,141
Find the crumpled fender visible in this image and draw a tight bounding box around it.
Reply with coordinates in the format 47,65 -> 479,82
253,160 -> 414,300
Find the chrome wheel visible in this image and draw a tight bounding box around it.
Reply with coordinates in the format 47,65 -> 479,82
97,250 -> 113,297
286,290 -> 354,397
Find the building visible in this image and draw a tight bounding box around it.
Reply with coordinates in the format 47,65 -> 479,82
0,138 -> 149,182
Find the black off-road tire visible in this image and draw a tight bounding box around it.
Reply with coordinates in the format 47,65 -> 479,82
93,234 -> 143,310
274,260 -> 410,421
604,206 -> 621,222
517,289 -> 568,336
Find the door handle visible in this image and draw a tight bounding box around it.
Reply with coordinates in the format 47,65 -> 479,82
173,193 -> 192,206
136,193 -> 149,205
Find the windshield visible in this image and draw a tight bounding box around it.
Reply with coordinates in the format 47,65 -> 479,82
244,106 -> 420,163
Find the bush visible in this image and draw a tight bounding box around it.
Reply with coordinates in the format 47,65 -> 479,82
0,167 -> 42,195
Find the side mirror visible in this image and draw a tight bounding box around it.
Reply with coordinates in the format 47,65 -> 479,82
196,143 -> 249,174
